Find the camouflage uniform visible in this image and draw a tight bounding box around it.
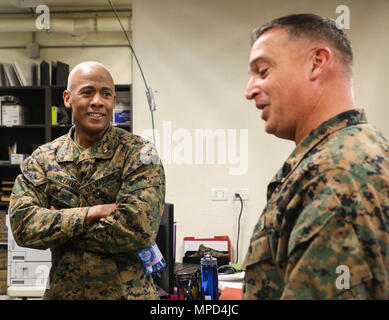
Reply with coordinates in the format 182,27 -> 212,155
242,109 -> 389,299
9,125 -> 166,300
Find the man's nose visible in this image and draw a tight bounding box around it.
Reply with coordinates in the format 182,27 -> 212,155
91,92 -> 104,107
245,77 -> 259,100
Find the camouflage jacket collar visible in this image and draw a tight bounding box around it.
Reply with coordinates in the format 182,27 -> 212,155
56,125 -> 119,163
268,108 -> 367,197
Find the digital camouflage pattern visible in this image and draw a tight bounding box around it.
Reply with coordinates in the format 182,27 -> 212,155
9,125 -> 166,300
242,109 -> 389,299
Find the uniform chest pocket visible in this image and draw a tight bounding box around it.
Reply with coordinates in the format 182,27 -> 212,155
242,234 -> 272,270
80,169 -> 122,206
243,213 -> 273,269
45,177 -> 80,209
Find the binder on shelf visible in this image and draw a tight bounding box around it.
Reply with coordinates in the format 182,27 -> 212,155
29,63 -> 38,86
3,64 -> 20,87
51,106 -> 57,125
0,64 -> 9,87
51,61 -> 69,86
55,61 -> 69,86
51,61 -> 57,85
12,62 -> 27,86
40,60 -> 49,85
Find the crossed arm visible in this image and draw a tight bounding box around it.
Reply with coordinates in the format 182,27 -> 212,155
49,203 -> 117,226
10,154 -> 165,255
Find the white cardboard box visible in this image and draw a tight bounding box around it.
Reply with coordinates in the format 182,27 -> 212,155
2,104 -> 26,126
6,215 -> 51,289
10,154 -> 27,165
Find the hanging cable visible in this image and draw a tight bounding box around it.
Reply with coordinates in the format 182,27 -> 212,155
235,193 -> 244,264
108,0 -> 156,146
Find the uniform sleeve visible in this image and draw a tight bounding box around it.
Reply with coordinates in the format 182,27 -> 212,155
9,155 -> 89,250
280,170 -> 380,299
73,144 -> 166,256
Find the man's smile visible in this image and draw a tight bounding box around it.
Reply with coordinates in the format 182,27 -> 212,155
87,112 -> 105,120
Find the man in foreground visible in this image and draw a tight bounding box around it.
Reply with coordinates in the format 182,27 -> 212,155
242,14 -> 388,299
10,61 -> 165,299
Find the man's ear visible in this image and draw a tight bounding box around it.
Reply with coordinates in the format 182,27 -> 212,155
310,46 -> 332,81
63,90 -> 71,109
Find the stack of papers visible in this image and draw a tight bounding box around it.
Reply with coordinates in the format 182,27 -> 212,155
218,272 -> 245,281
218,272 -> 244,300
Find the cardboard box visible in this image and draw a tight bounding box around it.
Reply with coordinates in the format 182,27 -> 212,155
2,104 -> 27,126
10,154 -> 27,165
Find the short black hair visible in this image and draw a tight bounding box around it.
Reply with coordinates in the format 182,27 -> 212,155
251,13 -> 353,74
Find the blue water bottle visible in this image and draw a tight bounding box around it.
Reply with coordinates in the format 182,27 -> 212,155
138,242 -> 166,275
200,252 -> 219,300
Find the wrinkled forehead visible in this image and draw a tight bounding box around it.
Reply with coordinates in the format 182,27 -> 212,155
249,27 -> 312,71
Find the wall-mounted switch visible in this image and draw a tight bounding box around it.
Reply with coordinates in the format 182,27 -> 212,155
211,188 -> 229,201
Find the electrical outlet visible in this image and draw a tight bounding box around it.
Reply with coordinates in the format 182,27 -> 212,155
211,188 -> 229,201
232,188 -> 249,201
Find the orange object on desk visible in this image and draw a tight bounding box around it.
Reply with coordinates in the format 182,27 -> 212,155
220,287 -> 242,300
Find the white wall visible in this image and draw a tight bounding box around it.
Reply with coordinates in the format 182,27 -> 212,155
132,0 -> 389,263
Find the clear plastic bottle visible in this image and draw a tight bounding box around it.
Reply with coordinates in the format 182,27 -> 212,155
138,242 -> 166,275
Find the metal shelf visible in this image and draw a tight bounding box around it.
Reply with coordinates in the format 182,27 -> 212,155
0,162 -> 20,167
51,124 -> 72,127
0,124 -> 45,129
